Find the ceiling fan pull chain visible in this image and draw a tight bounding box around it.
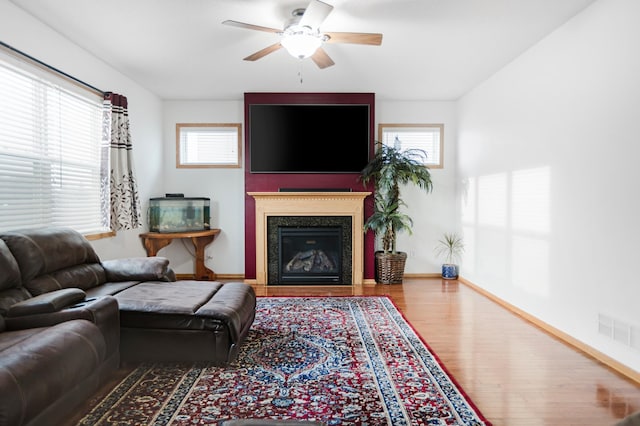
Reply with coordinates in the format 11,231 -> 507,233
298,60 -> 304,84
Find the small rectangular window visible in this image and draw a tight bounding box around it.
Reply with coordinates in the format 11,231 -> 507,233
176,123 -> 241,168
378,123 -> 444,168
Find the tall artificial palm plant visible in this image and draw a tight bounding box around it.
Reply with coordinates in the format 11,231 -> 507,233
360,143 -> 433,283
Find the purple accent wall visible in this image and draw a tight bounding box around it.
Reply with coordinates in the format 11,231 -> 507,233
244,92 -> 375,281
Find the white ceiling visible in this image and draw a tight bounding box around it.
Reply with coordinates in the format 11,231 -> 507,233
10,0 -> 597,101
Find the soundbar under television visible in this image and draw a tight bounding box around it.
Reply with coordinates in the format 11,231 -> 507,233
249,103 -> 370,173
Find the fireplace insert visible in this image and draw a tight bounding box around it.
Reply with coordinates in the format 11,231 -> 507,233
278,227 -> 342,284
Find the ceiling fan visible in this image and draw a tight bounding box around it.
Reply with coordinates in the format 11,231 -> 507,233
222,0 -> 383,69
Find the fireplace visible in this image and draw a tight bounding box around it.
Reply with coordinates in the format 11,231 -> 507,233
248,191 -> 370,285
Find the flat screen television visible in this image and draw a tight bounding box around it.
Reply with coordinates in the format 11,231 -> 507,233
248,103 -> 371,173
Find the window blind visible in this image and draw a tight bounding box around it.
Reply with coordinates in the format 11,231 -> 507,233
0,52 -> 109,234
177,124 -> 241,168
380,124 -> 443,168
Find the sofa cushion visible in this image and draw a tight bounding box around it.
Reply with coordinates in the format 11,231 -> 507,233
0,320 -> 107,426
0,287 -> 33,317
0,239 -> 21,291
102,257 -> 171,282
23,263 -> 106,296
0,239 -> 33,315
85,281 -> 141,298
0,326 -> 45,352
0,227 -> 106,296
115,281 -> 222,314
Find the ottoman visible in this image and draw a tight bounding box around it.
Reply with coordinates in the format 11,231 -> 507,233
112,280 -> 256,365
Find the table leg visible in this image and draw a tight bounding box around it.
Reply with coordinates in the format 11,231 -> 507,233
141,237 -> 172,257
191,235 -> 216,280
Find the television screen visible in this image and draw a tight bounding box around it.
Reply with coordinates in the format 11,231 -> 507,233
249,104 -> 370,173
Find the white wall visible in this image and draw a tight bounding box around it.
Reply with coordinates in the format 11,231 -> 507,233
457,0 -> 640,373
1,1 -> 165,260
376,101 -> 459,274
160,100 -> 458,276
160,101 -> 245,276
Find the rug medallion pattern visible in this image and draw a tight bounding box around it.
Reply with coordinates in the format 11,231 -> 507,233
79,296 -> 490,425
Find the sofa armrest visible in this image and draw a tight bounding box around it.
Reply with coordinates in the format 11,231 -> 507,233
4,296 -> 121,353
102,257 -> 175,282
6,288 -> 86,317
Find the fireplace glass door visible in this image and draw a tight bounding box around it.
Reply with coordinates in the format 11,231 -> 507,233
278,227 -> 342,284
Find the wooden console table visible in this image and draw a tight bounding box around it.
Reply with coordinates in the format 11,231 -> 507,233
139,229 -> 220,280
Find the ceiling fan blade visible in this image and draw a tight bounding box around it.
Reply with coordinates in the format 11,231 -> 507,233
325,32 -> 383,46
299,0 -> 334,29
222,20 -> 281,34
243,43 -> 283,61
244,42 -> 282,61
311,47 -> 335,69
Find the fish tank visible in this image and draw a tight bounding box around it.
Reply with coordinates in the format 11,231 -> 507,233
148,196 -> 210,233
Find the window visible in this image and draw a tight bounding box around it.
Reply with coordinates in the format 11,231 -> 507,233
176,123 -> 241,168
0,47 -> 110,236
378,123 -> 444,168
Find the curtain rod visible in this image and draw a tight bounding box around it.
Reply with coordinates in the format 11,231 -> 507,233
0,40 -> 105,95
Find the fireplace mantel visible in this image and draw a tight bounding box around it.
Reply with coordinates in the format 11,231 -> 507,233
248,192 -> 371,285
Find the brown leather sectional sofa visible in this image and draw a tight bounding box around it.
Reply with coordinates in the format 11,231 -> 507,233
0,227 -> 256,426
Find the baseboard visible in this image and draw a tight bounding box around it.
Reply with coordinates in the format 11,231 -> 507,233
175,274 -> 196,280
219,275 -> 434,285
242,278 -> 376,286
459,277 -> 640,385
175,273 -> 245,281
403,273 -> 442,279
216,274 -> 245,281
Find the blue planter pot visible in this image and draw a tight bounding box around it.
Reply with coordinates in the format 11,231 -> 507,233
441,264 -> 459,279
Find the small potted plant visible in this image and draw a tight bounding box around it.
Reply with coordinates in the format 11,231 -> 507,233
434,232 -> 464,279
360,144 -> 433,284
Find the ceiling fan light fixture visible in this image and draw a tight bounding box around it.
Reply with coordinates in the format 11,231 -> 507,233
281,25 -> 323,59
222,0 -> 382,69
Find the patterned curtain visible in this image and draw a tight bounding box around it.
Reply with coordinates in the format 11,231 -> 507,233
104,92 -> 142,230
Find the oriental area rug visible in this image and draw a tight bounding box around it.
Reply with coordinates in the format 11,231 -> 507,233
77,296 -> 491,426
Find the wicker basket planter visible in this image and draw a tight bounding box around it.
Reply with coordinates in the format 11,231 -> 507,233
375,251 -> 407,284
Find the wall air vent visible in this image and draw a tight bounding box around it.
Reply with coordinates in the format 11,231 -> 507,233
598,313 -> 640,352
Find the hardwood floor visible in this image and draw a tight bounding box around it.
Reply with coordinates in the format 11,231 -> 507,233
253,278 -> 640,426
69,278 -> 640,425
